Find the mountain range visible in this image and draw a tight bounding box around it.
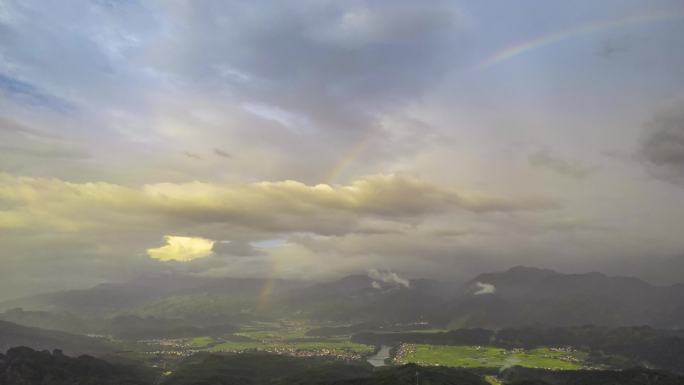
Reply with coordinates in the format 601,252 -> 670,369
2,266 -> 683,337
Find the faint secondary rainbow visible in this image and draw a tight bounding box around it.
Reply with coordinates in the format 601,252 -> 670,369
324,129 -> 377,184
477,11 -> 684,69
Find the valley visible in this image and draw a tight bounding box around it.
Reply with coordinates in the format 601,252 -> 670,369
394,345 -> 588,370
2,267 -> 684,384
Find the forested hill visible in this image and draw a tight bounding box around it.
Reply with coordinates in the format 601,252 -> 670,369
0,347 -> 152,385
0,320 -> 112,356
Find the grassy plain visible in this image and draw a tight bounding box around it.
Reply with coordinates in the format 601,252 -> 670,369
395,344 -> 587,370
186,320 -> 374,356
208,340 -> 373,354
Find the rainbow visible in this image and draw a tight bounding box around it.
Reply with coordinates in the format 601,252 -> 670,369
253,10 -> 684,312
477,11 -> 684,69
255,242 -> 292,311
324,129 -> 377,184
257,276 -> 276,310
320,12 -> 684,186
256,251 -> 282,311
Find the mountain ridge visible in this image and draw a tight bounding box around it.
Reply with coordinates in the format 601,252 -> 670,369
2,266 -> 683,331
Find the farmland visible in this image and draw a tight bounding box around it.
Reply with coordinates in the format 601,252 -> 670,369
137,320 -> 374,362
394,344 -> 588,370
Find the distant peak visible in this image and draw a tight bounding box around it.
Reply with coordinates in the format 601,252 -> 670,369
506,266 -> 558,275
469,265 -> 559,285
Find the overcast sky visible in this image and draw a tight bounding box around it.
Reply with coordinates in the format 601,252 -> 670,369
1,0 -> 684,300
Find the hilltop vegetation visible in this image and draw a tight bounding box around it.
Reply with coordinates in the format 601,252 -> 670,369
161,352 -> 489,385
0,347 -> 153,385
0,320 -> 113,356
3,347 -> 684,385
501,366 -> 684,385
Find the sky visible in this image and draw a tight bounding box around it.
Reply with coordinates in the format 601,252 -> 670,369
1,0 -> 684,300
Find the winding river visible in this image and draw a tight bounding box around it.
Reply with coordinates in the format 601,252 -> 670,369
367,345 -> 391,367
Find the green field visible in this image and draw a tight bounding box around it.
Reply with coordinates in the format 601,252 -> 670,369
209,340 -> 373,355
234,327 -> 309,341
189,336 -> 214,348
395,344 -> 587,370
185,320 -> 373,357
142,320 -> 588,370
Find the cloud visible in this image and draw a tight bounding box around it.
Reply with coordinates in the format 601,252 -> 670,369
641,106 -> 684,185
183,151 -> 202,160
214,148 -> 232,159
0,170 -> 561,297
368,268 -> 410,288
0,118 -> 90,166
212,240 -> 262,257
147,235 -> 215,262
0,0 -> 473,188
0,118 -> 59,139
147,0 -> 469,135
0,73 -> 74,112
2,0 -> 682,298
473,281 -> 496,295
529,150 -> 592,179
0,144 -> 90,160
0,172 -> 552,235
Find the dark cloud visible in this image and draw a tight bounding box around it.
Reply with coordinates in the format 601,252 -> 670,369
151,0 -> 468,132
213,148 -> 232,159
183,151 -> 202,160
594,37 -> 632,59
212,240 -> 262,257
641,106 -> 684,184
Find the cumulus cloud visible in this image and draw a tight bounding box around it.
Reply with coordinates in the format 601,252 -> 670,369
473,281 -> 496,295
368,269 -> 410,288
147,235 -> 215,262
212,240 -> 262,257
0,172 -> 553,235
0,170 -> 560,297
641,106 -> 684,185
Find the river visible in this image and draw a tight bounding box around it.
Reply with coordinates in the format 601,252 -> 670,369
367,345 -> 391,367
